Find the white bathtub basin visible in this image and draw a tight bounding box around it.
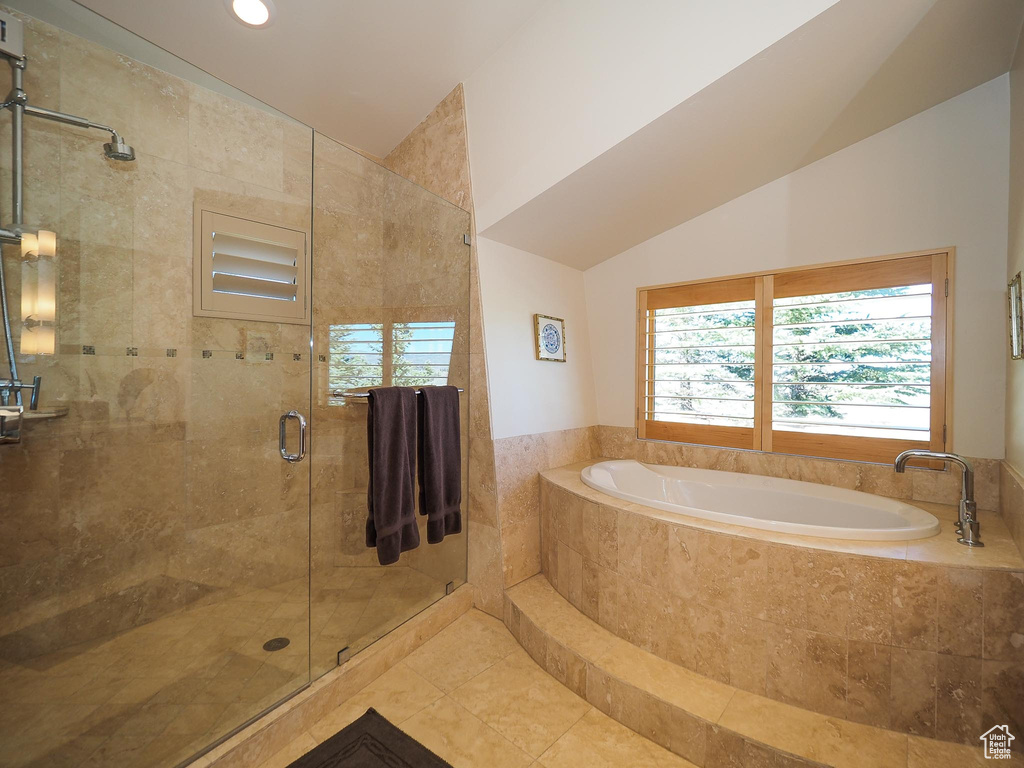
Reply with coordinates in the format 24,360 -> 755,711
580,459 -> 940,541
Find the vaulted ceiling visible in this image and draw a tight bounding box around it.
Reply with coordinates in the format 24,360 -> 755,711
478,0 -> 1024,269
72,0 -> 549,157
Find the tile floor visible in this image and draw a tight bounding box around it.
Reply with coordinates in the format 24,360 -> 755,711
0,566 -> 446,768
252,610 -> 694,768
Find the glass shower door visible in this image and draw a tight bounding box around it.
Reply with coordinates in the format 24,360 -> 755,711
0,6 -> 313,767
308,133 -> 470,680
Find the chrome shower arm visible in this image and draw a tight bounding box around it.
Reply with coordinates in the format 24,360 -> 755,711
23,103 -> 120,140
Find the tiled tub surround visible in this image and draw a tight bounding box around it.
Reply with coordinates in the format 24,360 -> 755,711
540,461 -> 1024,745
480,424 -> 1008,603
505,576 -> 1019,768
597,426 -> 1003,516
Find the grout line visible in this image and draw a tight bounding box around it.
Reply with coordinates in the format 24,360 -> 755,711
714,688 -> 739,725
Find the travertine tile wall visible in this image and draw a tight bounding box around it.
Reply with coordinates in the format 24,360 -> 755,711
540,473 -> 1024,745
486,420 -> 1007,601
597,426 -> 1002,514
0,9 -> 312,659
308,133 -> 471,674
381,85 -> 506,615
1000,462 -> 1024,555
492,428 -> 600,589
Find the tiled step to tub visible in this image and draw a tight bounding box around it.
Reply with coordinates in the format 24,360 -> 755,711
504,575 -> 1018,768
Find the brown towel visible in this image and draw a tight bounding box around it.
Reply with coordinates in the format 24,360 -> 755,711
366,387 -> 420,565
417,386 -> 462,543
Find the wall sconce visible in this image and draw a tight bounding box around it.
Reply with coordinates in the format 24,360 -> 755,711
20,230 -> 56,356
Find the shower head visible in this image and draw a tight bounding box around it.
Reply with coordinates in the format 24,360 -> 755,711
103,132 -> 135,162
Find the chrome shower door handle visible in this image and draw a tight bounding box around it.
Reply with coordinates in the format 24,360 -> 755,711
279,410 -> 307,463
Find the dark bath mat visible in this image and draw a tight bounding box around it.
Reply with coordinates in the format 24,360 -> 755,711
286,708 -> 453,768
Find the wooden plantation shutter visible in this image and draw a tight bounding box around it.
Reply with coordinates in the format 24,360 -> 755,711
636,251 -> 951,464
768,253 -> 947,463
194,207 -> 310,325
638,277 -> 761,449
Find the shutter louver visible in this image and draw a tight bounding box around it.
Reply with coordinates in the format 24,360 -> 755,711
195,207 -> 309,324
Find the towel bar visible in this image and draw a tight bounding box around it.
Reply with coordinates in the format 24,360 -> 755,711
333,387 -> 464,400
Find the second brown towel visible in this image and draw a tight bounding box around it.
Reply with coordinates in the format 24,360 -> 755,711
366,387 -> 420,565
417,385 -> 462,543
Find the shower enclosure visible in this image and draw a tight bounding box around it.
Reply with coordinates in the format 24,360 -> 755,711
0,5 -> 469,767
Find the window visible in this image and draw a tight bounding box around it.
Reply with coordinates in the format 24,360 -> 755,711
329,319 -> 456,401
637,251 -> 950,463
193,205 -> 310,325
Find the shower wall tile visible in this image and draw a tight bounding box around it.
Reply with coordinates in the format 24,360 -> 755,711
0,7 -> 313,661
382,85 -> 472,212
381,83 -> 500,616
58,31 -> 137,144
129,60 -> 191,164
131,154 -> 192,348
188,86 -> 286,190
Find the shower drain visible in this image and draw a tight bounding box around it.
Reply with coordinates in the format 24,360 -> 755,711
262,637 -> 290,652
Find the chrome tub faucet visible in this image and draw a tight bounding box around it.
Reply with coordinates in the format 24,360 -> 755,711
894,449 -> 982,547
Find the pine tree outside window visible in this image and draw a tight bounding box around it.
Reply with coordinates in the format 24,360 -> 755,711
329,320 -> 456,400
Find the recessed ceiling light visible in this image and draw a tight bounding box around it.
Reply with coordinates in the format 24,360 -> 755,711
226,0 -> 276,28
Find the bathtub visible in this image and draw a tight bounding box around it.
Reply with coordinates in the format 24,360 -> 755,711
580,459 -> 940,541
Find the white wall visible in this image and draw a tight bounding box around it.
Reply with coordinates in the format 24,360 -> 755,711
464,0 -> 838,233
585,76 -> 1010,459
1008,35 -> 1024,472
477,238 -> 597,439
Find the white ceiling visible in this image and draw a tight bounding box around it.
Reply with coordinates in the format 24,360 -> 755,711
72,0 -> 549,157
480,0 -> 1024,269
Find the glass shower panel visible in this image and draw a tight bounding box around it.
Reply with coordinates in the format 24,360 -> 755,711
0,6 -> 312,767
310,134 -> 470,680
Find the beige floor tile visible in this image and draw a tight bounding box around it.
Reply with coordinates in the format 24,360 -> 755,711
399,697 -> 534,768
538,708 -> 697,768
450,648 -> 592,757
404,610 -> 520,692
254,731 -> 317,768
309,662 -> 444,743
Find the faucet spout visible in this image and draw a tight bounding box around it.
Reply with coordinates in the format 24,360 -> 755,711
893,449 -> 981,547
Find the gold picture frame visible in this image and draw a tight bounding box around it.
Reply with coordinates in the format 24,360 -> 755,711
1010,272 -> 1023,360
534,314 -> 566,362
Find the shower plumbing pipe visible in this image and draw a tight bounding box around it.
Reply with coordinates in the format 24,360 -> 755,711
1,41 -> 135,415
0,54 -> 25,407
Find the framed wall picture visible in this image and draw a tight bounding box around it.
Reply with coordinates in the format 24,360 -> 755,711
535,314 -> 566,362
1010,272 -> 1023,360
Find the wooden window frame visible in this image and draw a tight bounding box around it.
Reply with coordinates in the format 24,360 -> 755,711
636,248 -> 953,465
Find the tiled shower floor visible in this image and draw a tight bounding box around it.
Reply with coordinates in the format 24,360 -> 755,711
0,566 -> 445,768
